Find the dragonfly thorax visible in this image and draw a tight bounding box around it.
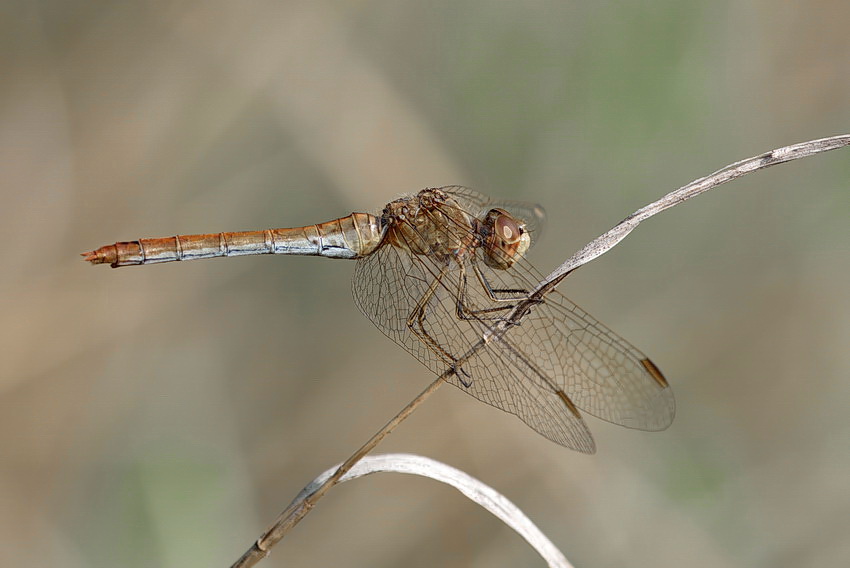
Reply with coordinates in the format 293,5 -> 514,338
382,189 -> 477,261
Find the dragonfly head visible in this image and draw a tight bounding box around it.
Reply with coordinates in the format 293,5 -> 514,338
480,208 -> 531,270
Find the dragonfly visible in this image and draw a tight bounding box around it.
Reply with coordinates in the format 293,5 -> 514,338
84,186 -> 674,453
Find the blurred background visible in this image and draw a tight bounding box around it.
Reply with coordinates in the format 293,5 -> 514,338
3,1 -> 850,566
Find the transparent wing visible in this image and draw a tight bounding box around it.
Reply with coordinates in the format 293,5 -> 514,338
352,190 -> 673,452
352,237 -> 595,453
438,186 -> 546,241
530,290 -> 675,431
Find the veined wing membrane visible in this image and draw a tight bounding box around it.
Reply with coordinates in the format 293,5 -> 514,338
352,233 -> 596,452
352,186 -> 673,451
438,187 -> 675,431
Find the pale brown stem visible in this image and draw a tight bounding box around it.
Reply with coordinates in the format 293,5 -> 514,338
230,374 -> 449,568
229,134 -> 850,567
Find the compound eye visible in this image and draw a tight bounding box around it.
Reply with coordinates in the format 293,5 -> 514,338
482,209 -> 531,270
493,214 -> 522,244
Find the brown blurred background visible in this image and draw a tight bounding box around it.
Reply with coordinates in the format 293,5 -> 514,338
3,1 -> 850,566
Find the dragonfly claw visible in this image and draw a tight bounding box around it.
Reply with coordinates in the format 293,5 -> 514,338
453,365 -> 473,388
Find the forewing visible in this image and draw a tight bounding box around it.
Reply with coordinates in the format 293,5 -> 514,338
351,200 -> 595,452
464,244 -> 675,431
352,188 -> 673,451
507,286 -> 675,431
439,186 -> 546,243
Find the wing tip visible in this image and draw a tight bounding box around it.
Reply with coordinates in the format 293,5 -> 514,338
640,358 -> 670,389
555,389 -> 583,420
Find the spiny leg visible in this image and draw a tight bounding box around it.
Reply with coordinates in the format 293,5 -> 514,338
472,261 -> 530,302
453,261 -> 515,322
406,263 -> 473,386
453,260 -> 543,324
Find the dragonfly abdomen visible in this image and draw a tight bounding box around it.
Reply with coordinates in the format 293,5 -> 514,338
83,213 -> 383,267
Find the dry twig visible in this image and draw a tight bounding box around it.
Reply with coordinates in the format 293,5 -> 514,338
276,454 -> 572,568
231,134 -> 850,568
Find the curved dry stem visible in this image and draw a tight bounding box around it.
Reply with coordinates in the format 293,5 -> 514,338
231,134 -> 850,567
283,454 -> 572,568
231,375 -> 448,568
532,134 -> 850,297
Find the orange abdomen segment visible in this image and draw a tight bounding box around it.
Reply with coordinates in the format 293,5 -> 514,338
83,213 -> 383,267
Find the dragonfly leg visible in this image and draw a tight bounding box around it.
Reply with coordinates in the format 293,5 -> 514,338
472,261 -> 530,301
406,263 -> 472,383
453,261 -> 514,322
453,260 -> 543,323
454,365 -> 473,388
473,261 -> 544,324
